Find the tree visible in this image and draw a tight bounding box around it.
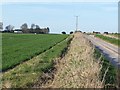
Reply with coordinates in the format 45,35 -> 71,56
20,23 -> 28,30
62,31 -> 66,34
36,25 -> 40,29
31,24 -> 36,29
43,28 -> 49,34
47,27 -> 50,33
0,22 -> 3,30
43,27 -> 50,34
70,31 -> 73,34
5,25 -> 14,31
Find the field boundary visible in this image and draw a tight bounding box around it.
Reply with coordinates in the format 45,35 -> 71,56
32,35 -> 73,88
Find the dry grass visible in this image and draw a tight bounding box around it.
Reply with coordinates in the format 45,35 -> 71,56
117,69 -> 120,88
42,32 -> 103,88
103,34 -> 119,40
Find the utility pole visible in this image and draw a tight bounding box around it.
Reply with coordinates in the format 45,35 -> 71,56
76,16 -> 78,32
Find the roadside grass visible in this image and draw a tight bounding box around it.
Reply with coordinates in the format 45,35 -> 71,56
95,34 -> 120,47
106,33 -> 120,40
117,69 -> 120,88
94,48 -> 117,88
42,33 -> 103,88
2,35 -> 73,88
2,33 -> 68,71
111,33 -> 120,39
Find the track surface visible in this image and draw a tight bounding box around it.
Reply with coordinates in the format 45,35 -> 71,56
85,35 -> 120,68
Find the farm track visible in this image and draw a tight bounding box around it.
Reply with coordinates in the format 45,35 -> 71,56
2,36 -> 68,73
85,35 -> 120,68
38,32 -> 102,88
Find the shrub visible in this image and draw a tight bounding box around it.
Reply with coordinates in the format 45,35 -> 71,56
62,31 -> 66,34
70,31 -> 73,34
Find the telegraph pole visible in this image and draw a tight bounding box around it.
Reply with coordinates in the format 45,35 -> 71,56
76,16 -> 78,31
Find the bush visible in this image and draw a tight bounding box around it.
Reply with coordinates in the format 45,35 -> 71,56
62,31 -> 66,34
70,31 -> 73,34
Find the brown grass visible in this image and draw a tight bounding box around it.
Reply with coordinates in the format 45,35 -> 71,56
42,32 -> 103,88
117,69 -> 120,88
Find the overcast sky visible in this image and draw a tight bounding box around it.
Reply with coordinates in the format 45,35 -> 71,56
1,0 -> 118,33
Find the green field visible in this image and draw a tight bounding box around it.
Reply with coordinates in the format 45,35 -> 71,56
95,34 -> 120,47
2,33 -> 69,71
2,33 -> 72,88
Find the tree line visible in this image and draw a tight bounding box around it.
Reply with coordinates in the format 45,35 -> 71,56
3,23 -> 50,34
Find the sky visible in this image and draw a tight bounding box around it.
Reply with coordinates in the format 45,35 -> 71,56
1,0 -> 119,34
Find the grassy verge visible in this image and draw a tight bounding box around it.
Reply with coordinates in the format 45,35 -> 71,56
94,48 -> 117,88
2,35 -> 73,88
117,69 -> 120,88
110,33 -> 120,38
95,34 -> 120,47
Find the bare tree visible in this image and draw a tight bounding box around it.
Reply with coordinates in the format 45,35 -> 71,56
5,25 -> 14,31
31,24 -> 36,29
36,25 -> 40,29
47,27 -> 50,33
0,22 -> 3,30
20,23 -> 28,33
20,23 -> 28,30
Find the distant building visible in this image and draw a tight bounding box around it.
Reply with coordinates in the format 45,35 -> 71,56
14,29 -> 22,33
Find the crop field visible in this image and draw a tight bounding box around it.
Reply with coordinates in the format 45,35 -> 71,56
95,34 -> 120,47
2,34 -> 72,88
2,33 -> 69,71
